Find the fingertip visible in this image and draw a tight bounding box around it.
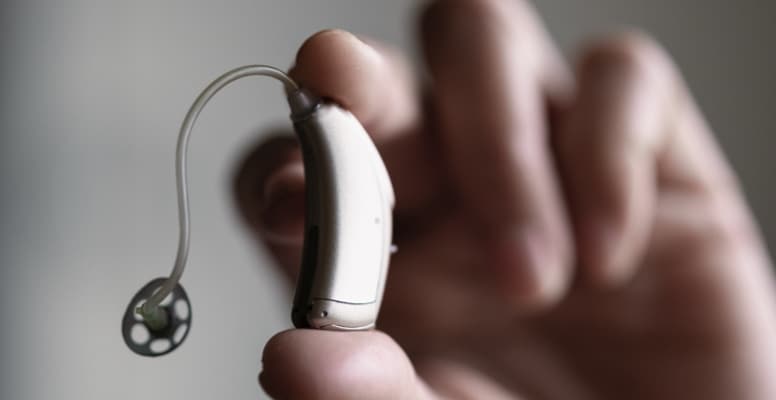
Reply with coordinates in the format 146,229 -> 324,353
260,329 -> 424,400
291,29 -> 387,126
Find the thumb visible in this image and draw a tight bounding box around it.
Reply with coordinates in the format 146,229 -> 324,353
259,329 -> 436,400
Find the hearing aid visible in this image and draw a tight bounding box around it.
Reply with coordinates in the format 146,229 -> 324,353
121,65 -> 395,356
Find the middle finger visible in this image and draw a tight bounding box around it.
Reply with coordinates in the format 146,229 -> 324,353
420,0 -> 573,308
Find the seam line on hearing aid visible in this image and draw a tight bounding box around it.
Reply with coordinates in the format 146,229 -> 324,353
140,65 -> 315,318
312,298 -> 377,306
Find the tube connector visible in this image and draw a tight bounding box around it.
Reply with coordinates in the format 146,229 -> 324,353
137,303 -> 169,331
288,89 -> 321,122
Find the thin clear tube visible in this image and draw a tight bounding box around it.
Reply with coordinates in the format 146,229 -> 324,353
140,65 -> 299,316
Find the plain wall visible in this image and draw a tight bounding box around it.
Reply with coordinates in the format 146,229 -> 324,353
1,1 -> 773,399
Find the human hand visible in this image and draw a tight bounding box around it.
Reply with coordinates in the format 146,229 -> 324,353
234,1 -> 776,398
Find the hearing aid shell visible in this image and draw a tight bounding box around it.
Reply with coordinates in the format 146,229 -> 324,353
290,101 -> 395,330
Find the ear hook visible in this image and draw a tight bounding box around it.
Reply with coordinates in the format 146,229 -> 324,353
133,65 -> 318,329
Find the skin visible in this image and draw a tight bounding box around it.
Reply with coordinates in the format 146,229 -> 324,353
233,0 -> 776,398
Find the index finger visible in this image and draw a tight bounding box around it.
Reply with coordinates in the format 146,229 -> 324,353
290,29 -> 418,141
234,30 -> 436,279
290,30 -> 442,215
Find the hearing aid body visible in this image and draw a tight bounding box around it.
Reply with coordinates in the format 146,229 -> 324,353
123,65 -> 395,356
291,101 -> 395,330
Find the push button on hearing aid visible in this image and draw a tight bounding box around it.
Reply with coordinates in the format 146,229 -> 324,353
122,278 -> 192,357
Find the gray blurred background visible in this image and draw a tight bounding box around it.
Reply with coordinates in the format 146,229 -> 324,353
0,0 -> 773,399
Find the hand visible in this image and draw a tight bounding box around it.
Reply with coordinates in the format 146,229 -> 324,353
234,1 -> 776,398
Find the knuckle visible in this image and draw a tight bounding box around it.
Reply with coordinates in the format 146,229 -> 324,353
704,201 -> 759,253
579,30 -> 670,81
421,0 -> 537,40
669,196 -> 760,264
426,0 -> 514,20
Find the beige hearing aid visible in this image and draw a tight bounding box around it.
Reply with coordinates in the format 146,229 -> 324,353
122,65 -> 395,357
